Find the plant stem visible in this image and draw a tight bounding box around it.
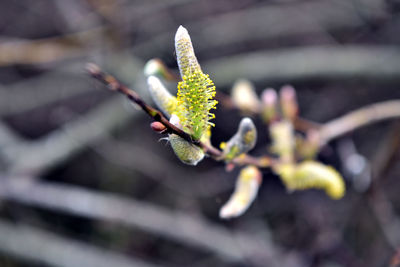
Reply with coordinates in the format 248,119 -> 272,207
319,100 -> 400,145
87,63 -> 196,143
86,63 -> 276,168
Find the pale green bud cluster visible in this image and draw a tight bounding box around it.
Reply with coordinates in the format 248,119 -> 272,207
175,26 -> 217,141
276,161 -> 345,199
221,117 -> 257,161
145,26 -> 218,165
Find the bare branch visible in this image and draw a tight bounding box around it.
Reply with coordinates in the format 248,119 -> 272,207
367,123 -> 400,249
0,27 -> 108,66
5,96 -> 135,175
86,63 -> 278,167
86,63 -> 198,144
0,69 -> 95,116
319,100 -> 400,145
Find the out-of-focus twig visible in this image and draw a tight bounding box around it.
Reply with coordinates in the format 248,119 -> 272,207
94,140 -> 232,197
204,46 -> 400,86
86,63 -> 198,146
318,100 -> 400,145
132,0 -> 386,58
367,123 -> 400,249
0,219 -> 162,267
370,122 -> 400,182
0,27 -> 109,66
0,121 -> 23,167
0,176 -> 300,266
0,121 -> 22,145
0,69 -> 95,116
5,96 -> 135,175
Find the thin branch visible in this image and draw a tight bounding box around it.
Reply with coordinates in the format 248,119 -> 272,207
232,154 -> 273,168
86,63 -> 278,168
0,121 -> 24,166
0,68 -> 96,116
5,96 -> 134,175
0,27 -> 108,66
94,139 -> 232,197
0,219 -> 162,267
0,121 -> 23,146
367,123 -> 400,249
86,63 -> 198,144
318,100 -> 400,145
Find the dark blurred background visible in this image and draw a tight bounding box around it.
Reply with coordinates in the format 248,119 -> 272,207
0,0 -> 400,266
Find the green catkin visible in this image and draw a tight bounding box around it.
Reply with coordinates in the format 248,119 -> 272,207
219,165 -> 262,219
174,26 -> 217,141
277,161 -> 345,199
176,71 -> 217,140
175,25 -> 202,76
168,134 -> 205,165
221,117 -> 257,161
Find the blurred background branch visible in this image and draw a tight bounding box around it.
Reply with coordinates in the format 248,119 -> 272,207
0,175 -> 302,267
0,219 -> 162,267
0,0 -> 399,266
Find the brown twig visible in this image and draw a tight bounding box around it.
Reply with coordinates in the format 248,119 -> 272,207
232,154 -> 273,168
86,63 -> 225,159
366,123 -> 400,249
86,63 -> 279,168
318,100 -> 400,145
86,64 -> 197,143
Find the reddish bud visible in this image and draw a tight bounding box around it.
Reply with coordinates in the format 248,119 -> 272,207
280,85 -> 299,121
150,122 -> 167,133
225,163 -> 235,172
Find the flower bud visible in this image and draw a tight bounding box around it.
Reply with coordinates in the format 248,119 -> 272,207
175,25 -> 201,76
231,79 -> 261,113
174,26 -> 217,141
277,161 -> 345,199
168,114 -> 204,165
147,76 -> 178,117
222,117 -> 257,161
150,122 -> 166,133
168,134 -> 205,165
269,120 -> 295,162
220,165 -> 262,219
280,85 -> 298,121
261,88 -> 278,123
